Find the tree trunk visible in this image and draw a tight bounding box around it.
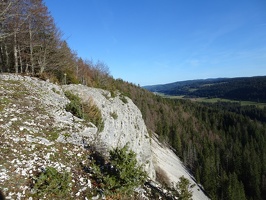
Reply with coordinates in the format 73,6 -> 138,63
29,23 -> 35,74
26,63 -> 29,74
0,45 -> 3,73
14,32 -> 18,73
18,45 -> 23,73
4,44 -> 9,72
39,48 -> 47,74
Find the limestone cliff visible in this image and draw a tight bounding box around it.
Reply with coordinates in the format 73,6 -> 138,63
62,84 -> 155,178
0,74 -> 208,199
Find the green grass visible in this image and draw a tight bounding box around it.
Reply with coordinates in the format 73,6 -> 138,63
192,97 -> 266,108
158,93 -> 266,108
0,97 -> 11,105
156,93 -> 185,99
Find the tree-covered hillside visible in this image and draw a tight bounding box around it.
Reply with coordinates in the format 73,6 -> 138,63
144,76 -> 266,103
116,82 -> 266,200
1,1 -> 266,199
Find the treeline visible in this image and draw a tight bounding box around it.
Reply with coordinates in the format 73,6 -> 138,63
1,1 -> 266,199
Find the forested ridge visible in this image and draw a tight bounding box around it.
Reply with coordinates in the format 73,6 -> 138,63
1,1 -> 266,199
144,76 -> 266,103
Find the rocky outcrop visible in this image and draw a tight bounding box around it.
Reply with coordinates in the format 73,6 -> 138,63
0,74 -> 155,199
0,74 -> 208,199
62,84 -> 155,178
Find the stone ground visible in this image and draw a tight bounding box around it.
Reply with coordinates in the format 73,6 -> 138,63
0,75 -> 96,199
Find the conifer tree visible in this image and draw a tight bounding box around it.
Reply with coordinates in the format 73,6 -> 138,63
176,176 -> 193,200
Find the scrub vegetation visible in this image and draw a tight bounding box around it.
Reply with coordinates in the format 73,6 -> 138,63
64,91 -> 104,132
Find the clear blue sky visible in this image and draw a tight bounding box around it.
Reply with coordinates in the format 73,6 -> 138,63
44,0 -> 266,86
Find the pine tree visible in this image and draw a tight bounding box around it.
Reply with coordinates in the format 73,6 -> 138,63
227,173 -> 246,200
105,144 -> 147,195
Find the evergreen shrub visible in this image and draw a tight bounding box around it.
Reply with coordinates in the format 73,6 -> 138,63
90,144 -> 147,197
32,167 -> 71,199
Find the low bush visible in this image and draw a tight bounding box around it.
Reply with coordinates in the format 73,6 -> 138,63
64,91 -> 104,132
83,98 -> 104,132
171,176 -> 194,200
65,91 -> 83,118
90,144 -> 147,197
120,95 -> 128,104
110,111 -> 118,119
32,167 -> 71,199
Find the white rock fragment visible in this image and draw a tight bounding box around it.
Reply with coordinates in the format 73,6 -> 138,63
10,117 -> 17,121
66,167 -> 71,172
87,179 -> 92,188
0,168 -> 9,182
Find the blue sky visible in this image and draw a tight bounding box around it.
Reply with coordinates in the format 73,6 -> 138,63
44,0 -> 266,86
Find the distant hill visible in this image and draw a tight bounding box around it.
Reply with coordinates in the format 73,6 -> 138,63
143,76 -> 266,102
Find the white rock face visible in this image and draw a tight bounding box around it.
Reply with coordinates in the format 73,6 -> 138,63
63,85 -> 155,178
151,136 -> 210,200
